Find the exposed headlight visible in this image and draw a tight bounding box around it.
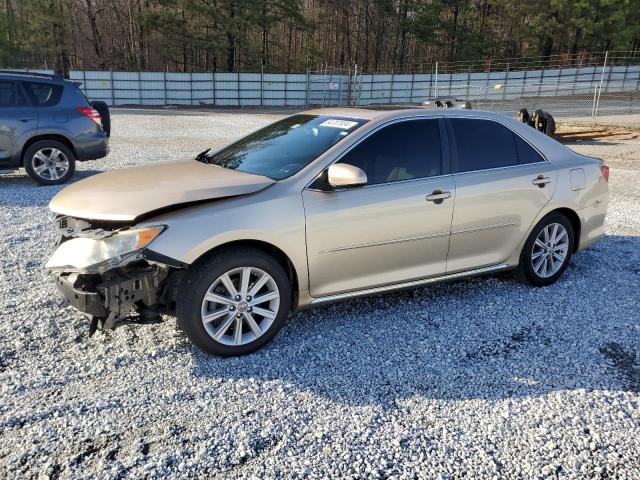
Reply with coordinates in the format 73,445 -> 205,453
46,226 -> 165,272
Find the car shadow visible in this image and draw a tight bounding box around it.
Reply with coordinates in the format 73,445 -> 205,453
0,169 -> 104,207
190,234 -> 640,406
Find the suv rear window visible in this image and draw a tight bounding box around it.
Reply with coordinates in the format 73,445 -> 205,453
24,82 -> 63,106
0,80 -> 29,107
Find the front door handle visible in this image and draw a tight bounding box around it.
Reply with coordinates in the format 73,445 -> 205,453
18,117 -> 36,123
532,175 -> 552,187
426,189 -> 451,204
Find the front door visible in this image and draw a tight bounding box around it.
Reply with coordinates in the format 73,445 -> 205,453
303,118 -> 455,298
445,117 -> 556,273
0,80 -> 37,165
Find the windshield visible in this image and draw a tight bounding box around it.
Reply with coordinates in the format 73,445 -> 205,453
200,114 -> 368,180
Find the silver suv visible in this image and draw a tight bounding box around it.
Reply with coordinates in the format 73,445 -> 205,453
46,108 -> 608,356
0,71 -> 110,185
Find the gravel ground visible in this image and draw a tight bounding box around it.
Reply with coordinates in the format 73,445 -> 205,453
1,110 -> 639,479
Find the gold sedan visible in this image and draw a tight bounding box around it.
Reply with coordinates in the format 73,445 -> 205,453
46,108 -> 609,355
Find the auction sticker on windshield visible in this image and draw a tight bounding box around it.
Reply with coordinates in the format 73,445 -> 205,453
319,119 -> 359,129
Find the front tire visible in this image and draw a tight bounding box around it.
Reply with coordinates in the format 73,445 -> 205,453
24,140 -> 76,185
176,248 -> 292,356
516,213 -> 574,287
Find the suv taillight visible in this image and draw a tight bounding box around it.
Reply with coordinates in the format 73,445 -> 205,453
600,165 -> 609,182
77,106 -> 102,127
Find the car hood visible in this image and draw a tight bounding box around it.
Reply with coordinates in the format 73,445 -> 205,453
49,160 -> 276,222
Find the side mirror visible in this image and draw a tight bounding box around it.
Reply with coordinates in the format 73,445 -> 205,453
327,163 -> 367,188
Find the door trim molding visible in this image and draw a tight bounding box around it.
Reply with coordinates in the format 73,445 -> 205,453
451,222 -> 519,236
310,263 -> 510,304
319,231 -> 450,254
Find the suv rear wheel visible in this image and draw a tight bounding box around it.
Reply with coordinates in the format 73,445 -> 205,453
24,140 -> 76,185
177,248 -> 292,356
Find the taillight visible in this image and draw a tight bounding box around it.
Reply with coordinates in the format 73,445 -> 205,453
77,106 -> 102,127
600,165 -> 609,182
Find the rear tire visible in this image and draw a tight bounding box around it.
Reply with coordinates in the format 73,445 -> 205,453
24,140 -> 76,185
516,213 -> 574,287
176,248 -> 292,356
91,101 -> 111,137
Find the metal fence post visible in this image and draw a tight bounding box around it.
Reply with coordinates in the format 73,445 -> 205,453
305,69 -> 310,106
390,71 -> 395,104
409,72 -> 415,104
137,70 -> 143,105
109,70 -> 114,106
237,71 -> 240,107
285,72 -> 289,107
212,72 -> 217,106
260,66 -> 264,107
163,70 -> 167,105
434,62 -> 438,98
594,50 -> 609,122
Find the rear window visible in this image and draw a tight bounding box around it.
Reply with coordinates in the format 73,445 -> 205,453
24,82 -> 63,106
450,118 -> 518,172
515,135 -> 545,164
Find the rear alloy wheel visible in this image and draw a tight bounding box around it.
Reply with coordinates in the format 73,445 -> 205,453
24,140 -> 76,185
177,248 -> 291,356
516,214 -> 574,286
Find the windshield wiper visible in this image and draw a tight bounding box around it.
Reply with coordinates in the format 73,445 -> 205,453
195,148 -> 211,162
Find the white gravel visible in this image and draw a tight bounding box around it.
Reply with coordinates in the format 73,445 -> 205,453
1,110 -> 639,479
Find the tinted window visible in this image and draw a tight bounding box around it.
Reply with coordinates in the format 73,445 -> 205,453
451,118 -> 517,172
203,115 -> 367,180
0,81 -> 28,107
515,135 -> 544,164
338,119 -> 441,185
25,82 -> 63,106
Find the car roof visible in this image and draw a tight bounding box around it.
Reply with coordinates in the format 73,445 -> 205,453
0,70 -> 65,84
305,106 -> 515,122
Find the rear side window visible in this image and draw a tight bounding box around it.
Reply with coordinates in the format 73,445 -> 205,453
338,119 -> 442,185
0,80 -> 29,107
515,135 -> 545,164
451,118 -> 518,172
24,82 -> 63,106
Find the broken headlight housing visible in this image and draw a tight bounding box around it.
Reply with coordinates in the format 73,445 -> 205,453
46,226 -> 165,272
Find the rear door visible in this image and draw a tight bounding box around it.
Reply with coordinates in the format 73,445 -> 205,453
303,118 -> 455,297
0,80 -> 37,165
445,117 -> 556,273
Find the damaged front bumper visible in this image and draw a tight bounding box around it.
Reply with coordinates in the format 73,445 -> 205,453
46,217 -> 187,333
52,260 -> 173,332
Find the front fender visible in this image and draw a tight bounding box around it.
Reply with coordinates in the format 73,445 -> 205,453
139,192 -> 309,292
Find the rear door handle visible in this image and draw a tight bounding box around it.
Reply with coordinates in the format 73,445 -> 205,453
426,189 -> 451,204
18,118 -> 36,122
532,175 -> 552,187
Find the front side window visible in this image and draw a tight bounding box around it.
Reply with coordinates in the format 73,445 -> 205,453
201,115 -> 367,180
0,81 -> 28,107
338,119 -> 442,185
451,118 -> 518,173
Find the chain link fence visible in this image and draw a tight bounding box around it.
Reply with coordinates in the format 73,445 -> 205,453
15,51 -> 640,124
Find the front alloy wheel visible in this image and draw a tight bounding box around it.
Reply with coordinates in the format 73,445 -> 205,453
177,247 -> 291,356
201,267 -> 280,346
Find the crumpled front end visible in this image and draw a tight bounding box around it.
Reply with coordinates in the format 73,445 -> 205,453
47,216 -> 185,333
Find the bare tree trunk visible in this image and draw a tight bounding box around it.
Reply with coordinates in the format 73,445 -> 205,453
83,0 -> 104,69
